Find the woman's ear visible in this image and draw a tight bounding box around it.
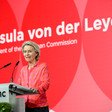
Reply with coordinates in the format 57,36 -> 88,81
36,52 -> 39,56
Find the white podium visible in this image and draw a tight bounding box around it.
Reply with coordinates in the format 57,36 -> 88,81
0,83 -> 39,112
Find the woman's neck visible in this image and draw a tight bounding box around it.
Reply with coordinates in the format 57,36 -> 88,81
28,60 -> 37,69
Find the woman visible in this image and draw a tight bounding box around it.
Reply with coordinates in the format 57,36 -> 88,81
18,41 -> 50,112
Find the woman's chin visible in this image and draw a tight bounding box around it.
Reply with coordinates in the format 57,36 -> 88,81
25,59 -> 31,62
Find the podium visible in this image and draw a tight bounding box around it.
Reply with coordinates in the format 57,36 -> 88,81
0,83 -> 39,112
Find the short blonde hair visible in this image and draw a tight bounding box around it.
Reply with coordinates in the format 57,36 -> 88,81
22,41 -> 40,60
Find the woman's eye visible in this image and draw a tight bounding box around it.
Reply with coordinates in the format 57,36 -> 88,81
23,51 -> 26,53
28,50 -> 32,53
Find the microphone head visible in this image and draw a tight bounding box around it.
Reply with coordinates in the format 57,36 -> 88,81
16,61 -> 20,66
4,63 -> 11,67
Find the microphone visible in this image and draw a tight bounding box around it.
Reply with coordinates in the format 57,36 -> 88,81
0,63 -> 11,69
11,61 -> 20,83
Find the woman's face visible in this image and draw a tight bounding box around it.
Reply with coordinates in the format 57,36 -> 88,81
23,45 -> 37,63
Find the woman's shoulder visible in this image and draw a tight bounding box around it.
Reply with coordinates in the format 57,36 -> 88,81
21,65 -> 27,71
38,62 -> 48,68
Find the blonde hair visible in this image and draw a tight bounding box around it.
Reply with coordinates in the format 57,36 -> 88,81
22,41 -> 40,60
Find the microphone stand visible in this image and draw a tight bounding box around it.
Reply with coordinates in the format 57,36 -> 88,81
11,61 -> 20,83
